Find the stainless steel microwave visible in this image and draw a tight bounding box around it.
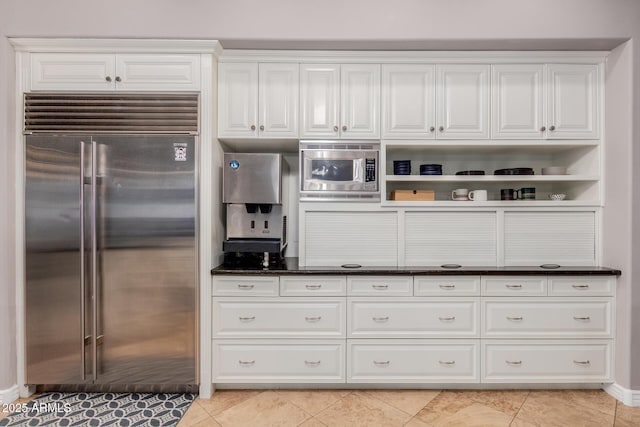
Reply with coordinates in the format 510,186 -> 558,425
299,141 -> 380,201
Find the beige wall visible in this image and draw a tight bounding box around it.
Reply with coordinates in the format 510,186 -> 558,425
0,0 -> 639,390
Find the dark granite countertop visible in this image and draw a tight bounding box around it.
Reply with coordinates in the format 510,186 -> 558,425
211,258 -> 621,276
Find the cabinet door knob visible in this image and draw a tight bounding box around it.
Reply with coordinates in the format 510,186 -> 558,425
342,125 -> 347,131
250,125 -> 256,131
549,125 -> 556,131
438,126 -> 444,132
115,76 -> 122,82
540,126 -> 546,132
105,76 -> 112,82
259,125 -> 265,131
333,125 -> 339,132
430,126 -> 435,132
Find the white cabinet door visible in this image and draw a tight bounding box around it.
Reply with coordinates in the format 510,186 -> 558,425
436,65 -> 490,139
381,65 -> 435,139
546,64 -> 599,139
491,64 -> 544,139
304,211 -> 398,266
341,64 -> 381,139
299,64 -> 340,138
218,62 -> 259,138
503,211 -> 596,266
404,212 -> 497,266
31,53 -> 116,91
115,54 -> 201,91
258,63 -> 299,138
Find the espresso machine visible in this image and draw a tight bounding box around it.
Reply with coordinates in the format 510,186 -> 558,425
223,153 -> 288,267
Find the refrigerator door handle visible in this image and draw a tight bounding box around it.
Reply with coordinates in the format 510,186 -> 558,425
91,140 -> 98,382
80,140 -> 86,381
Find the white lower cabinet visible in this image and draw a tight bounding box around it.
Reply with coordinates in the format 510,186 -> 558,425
482,340 -> 612,383
348,339 -> 480,383
212,274 -> 615,386
214,340 -> 345,383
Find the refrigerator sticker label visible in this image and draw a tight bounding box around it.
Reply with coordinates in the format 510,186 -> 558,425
173,143 -> 187,161
229,160 -> 240,170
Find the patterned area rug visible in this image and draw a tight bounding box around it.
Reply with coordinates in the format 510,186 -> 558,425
0,392 -> 196,426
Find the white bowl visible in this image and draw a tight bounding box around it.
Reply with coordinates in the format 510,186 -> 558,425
541,166 -> 567,175
549,193 -> 566,201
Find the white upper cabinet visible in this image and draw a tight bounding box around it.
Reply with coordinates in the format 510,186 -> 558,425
546,64 -> 599,139
299,64 -> 340,138
300,63 -> 380,139
492,63 -> 599,140
492,64 -> 544,139
436,65 -> 490,139
30,53 -> 201,91
218,62 -> 299,139
381,64 -> 436,139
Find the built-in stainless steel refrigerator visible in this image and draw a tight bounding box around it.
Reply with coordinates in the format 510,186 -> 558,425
24,93 -> 199,391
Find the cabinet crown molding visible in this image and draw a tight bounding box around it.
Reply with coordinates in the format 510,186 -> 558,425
10,38 -> 223,56
219,49 -> 608,64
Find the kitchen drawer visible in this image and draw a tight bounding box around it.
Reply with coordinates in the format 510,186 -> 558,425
414,276 -> 480,296
348,297 -> 479,338
348,339 -> 479,383
481,276 -> 547,296
280,275 -> 347,296
213,298 -> 345,338
548,276 -> 615,297
482,298 -> 613,338
482,340 -> 612,383
213,340 -> 345,383
347,276 -> 413,296
213,276 -> 279,297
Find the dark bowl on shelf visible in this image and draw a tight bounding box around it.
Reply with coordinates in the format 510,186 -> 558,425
455,170 -> 485,175
494,167 -> 535,175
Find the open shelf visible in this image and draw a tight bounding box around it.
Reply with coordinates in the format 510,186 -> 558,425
386,175 -> 599,183
381,200 -> 601,207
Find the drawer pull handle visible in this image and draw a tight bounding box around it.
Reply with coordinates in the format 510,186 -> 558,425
373,360 -> 390,367
506,316 -> 524,321
573,316 -> 591,321
439,284 -> 456,289
372,284 -> 389,290
238,360 -> 255,366
439,316 -> 456,322
506,360 -> 522,365
305,360 -> 321,367
237,284 -> 255,290
372,316 -> 389,322
573,360 -> 591,366
305,316 -> 322,323
238,316 -> 256,322
438,360 -> 456,365
572,284 -> 590,289
506,284 -> 523,289
306,284 -> 322,290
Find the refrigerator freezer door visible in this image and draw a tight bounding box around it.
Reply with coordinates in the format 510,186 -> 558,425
93,135 -> 197,385
25,135 -> 89,384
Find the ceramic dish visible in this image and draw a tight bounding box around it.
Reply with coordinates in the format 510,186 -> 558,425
548,193 -> 567,200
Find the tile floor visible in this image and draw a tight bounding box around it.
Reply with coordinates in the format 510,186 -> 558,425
176,389 -> 640,427
2,389 -> 639,426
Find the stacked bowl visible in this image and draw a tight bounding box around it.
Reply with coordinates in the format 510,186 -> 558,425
419,164 -> 442,175
393,160 -> 411,175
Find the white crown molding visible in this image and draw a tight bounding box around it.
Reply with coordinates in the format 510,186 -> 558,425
9,38 -> 223,56
218,49 -> 609,64
604,382 -> 640,406
0,384 -> 19,405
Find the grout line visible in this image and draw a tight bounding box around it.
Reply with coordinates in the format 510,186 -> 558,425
509,390 -> 531,426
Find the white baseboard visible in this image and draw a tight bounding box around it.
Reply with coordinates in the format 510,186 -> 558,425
604,383 -> 640,406
0,384 -> 19,405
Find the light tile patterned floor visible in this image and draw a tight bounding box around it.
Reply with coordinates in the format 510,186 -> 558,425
176,389 -> 640,427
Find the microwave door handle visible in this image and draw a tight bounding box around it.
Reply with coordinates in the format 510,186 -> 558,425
353,158 -> 363,182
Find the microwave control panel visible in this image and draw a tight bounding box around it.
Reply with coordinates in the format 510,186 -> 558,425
365,158 -> 376,183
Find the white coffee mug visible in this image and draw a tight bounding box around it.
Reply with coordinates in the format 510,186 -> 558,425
451,188 -> 469,200
468,189 -> 488,201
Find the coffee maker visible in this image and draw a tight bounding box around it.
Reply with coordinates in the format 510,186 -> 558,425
222,153 -> 288,267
